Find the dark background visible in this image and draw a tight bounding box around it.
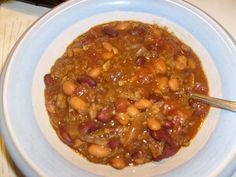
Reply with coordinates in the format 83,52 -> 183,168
16,0 -> 66,7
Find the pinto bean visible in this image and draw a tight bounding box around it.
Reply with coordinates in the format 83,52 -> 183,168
147,118 -> 161,131
102,26 -> 118,37
74,139 -> 84,148
115,113 -> 129,125
112,47 -> 119,54
62,80 -> 76,95
111,157 -> 126,169
135,56 -> 146,66
153,59 -> 167,74
46,99 -> 56,113
102,60 -> 111,71
69,96 -> 88,114
102,42 -> 113,52
108,138 -> 121,149
134,98 -> 152,110
116,22 -> 130,30
72,47 -> 82,55
102,52 -> 114,60
115,98 -> 129,113
168,78 -> 180,91
77,75 -> 97,87
127,105 -> 140,117
88,67 -> 101,78
157,77 -> 169,92
57,127 -> 73,146
79,121 -> 101,134
96,107 -> 114,123
188,58 -> 196,69
175,55 -> 187,70
56,93 -> 67,109
88,144 -> 111,158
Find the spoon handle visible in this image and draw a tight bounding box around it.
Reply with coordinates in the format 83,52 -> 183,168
190,93 -> 236,112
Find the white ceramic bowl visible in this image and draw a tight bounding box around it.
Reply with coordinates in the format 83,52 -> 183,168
1,0 -> 236,177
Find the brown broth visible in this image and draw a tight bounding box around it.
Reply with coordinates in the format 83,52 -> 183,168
44,21 -> 209,169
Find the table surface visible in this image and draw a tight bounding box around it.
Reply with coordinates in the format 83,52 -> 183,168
0,0 -> 236,176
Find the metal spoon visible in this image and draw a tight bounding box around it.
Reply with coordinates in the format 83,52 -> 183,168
190,93 -> 236,112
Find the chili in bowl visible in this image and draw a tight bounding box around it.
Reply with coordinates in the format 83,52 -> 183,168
2,0 -> 236,177
44,21 -> 210,169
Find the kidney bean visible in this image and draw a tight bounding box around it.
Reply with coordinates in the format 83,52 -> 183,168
154,145 -> 179,161
77,75 -> 97,87
115,98 -> 129,113
193,82 -> 208,94
44,74 -> 54,87
108,138 -> 121,149
150,128 -> 173,145
96,107 -> 114,123
79,120 -> 101,134
102,26 -> 118,37
57,127 -> 73,146
189,99 -> 209,116
148,93 -> 162,103
135,56 -> 146,66
128,26 -> 146,35
162,120 -> 173,129
78,33 -> 95,47
181,44 -> 191,53
161,99 -> 179,115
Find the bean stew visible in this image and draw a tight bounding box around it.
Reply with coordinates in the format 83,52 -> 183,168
44,21 -> 209,169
